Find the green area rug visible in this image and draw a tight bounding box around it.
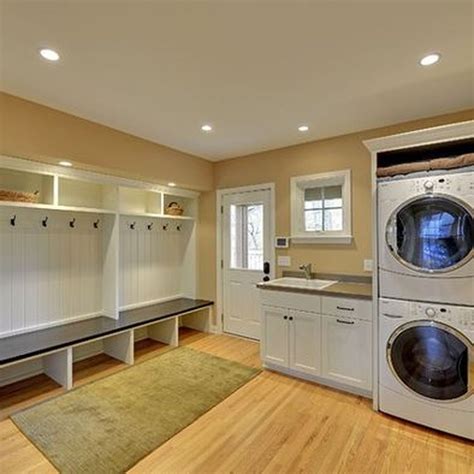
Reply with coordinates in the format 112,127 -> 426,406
12,347 -> 260,474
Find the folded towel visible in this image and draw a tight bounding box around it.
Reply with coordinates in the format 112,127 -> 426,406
377,152 -> 474,178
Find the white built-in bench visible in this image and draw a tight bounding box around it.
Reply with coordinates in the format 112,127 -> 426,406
0,298 -> 213,390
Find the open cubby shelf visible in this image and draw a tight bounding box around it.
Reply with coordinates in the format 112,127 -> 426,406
0,155 -> 207,391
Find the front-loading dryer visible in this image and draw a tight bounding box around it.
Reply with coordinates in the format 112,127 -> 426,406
379,298 -> 473,439
378,169 -> 473,305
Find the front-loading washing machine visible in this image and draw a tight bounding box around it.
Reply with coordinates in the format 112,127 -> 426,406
378,169 -> 473,305
379,297 -> 473,439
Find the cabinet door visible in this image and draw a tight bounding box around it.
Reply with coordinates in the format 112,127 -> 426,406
321,315 -> 372,390
261,305 -> 289,367
289,310 -> 321,376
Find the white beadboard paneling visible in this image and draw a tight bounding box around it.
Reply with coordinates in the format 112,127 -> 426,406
0,208 -> 104,335
119,217 -> 194,308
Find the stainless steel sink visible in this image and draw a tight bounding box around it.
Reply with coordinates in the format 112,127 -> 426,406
264,277 -> 337,290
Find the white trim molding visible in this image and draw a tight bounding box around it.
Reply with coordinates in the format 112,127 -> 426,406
290,169 -> 352,244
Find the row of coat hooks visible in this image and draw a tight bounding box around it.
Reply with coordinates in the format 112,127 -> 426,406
129,221 -> 182,231
9,214 -> 101,229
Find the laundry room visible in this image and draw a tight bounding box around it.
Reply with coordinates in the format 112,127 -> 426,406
0,2 -> 473,473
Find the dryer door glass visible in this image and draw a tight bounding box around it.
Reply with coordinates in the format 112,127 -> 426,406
389,323 -> 469,400
389,196 -> 473,271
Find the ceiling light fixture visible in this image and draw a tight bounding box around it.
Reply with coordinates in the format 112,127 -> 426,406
168,182 -> 176,187
59,160 -> 72,167
39,48 -> 60,62
298,125 -> 309,132
419,53 -> 440,66
201,124 -> 213,132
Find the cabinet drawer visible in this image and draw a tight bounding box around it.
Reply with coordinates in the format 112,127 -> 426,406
260,290 -> 321,313
322,296 -> 372,321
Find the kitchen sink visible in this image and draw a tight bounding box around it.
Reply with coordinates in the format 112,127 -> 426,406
264,277 -> 337,290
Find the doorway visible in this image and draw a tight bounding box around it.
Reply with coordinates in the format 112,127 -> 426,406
217,184 -> 275,340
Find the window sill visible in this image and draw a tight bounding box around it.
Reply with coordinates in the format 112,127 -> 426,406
291,235 -> 353,245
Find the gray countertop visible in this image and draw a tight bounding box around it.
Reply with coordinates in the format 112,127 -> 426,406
257,274 -> 372,300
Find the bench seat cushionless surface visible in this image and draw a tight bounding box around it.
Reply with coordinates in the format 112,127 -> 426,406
0,298 -> 213,366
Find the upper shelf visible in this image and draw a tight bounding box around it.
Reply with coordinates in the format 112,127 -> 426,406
0,200 -> 116,215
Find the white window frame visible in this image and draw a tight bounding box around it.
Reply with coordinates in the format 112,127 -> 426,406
290,169 -> 352,244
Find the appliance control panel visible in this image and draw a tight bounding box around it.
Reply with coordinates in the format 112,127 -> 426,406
411,302 -> 474,330
411,173 -> 473,195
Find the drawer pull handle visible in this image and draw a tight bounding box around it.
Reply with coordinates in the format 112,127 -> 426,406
336,319 -> 355,325
336,306 -> 354,311
382,313 -> 403,319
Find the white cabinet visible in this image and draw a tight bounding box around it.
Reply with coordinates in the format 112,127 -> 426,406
260,291 -> 372,396
261,305 -> 320,376
262,305 -> 289,366
289,310 -> 321,376
321,315 -> 371,390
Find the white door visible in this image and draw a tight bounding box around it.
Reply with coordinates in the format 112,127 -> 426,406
321,315 -> 372,390
289,310 -> 321,376
222,187 -> 274,339
261,305 -> 289,366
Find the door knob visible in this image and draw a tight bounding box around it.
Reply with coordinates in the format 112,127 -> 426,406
263,261 -> 270,275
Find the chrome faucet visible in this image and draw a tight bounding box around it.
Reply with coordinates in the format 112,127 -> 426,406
299,263 -> 312,280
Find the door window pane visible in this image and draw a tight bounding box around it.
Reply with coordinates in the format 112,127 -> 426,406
389,325 -> 469,400
304,185 -> 343,231
230,204 -> 264,270
394,197 -> 473,270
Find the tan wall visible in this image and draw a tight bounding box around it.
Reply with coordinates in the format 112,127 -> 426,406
200,108 -> 473,304
0,92 -> 213,191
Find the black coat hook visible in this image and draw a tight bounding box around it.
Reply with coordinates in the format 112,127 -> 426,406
42,216 -> 49,228
176,225 -> 181,232
162,223 -> 169,231
147,222 -> 154,230
93,219 -> 100,229
10,215 -> 16,227
130,222 -> 136,230
69,218 -> 76,228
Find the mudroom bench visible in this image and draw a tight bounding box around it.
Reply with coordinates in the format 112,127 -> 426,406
0,298 -> 213,390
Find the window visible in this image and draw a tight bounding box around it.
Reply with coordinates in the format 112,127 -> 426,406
230,203 -> 264,270
291,170 -> 352,243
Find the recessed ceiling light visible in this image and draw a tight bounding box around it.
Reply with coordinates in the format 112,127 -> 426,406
298,125 -> 309,132
201,124 -> 213,132
168,182 -> 176,187
419,53 -> 440,66
59,160 -> 72,167
39,48 -> 60,62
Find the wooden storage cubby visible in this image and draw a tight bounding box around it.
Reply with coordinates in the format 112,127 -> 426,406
0,168 -> 54,206
119,187 -> 162,216
58,177 -> 117,212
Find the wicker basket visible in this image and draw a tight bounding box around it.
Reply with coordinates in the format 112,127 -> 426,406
165,202 -> 184,216
0,189 -> 40,203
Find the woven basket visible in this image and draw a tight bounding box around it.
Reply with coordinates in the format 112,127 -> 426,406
165,202 -> 184,216
0,189 -> 40,203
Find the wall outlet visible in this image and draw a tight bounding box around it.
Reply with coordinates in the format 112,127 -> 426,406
277,256 -> 291,267
363,259 -> 373,272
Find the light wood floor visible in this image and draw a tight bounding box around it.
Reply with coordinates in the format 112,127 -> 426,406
0,329 -> 472,474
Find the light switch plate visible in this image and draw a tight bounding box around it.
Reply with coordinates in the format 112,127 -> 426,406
278,256 -> 291,267
363,259 -> 373,272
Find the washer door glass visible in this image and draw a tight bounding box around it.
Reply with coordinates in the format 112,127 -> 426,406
387,196 -> 473,271
389,323 -> 469,401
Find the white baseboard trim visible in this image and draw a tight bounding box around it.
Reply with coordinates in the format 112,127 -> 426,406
264,362 -> 372,399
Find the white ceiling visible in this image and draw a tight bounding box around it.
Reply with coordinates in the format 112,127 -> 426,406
1,1 -> 473,161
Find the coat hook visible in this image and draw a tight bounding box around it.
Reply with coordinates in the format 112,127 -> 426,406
147,222 -> 154,231
162,223 -> 169,231
10,215 -> 17,227
176,224 -> 181,232
69,218 -> 76,228
93,219 -> 100,229
42,216 -> 49,228
130,221 -> 136,230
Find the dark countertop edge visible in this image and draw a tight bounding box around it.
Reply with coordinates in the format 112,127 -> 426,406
0,300 -> 213,366
257,283 -> 372,300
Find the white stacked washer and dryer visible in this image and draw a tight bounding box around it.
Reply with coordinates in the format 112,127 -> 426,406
377,168 -> 473,439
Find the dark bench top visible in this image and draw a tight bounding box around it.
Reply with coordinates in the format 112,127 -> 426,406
0,298 -> 213,366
